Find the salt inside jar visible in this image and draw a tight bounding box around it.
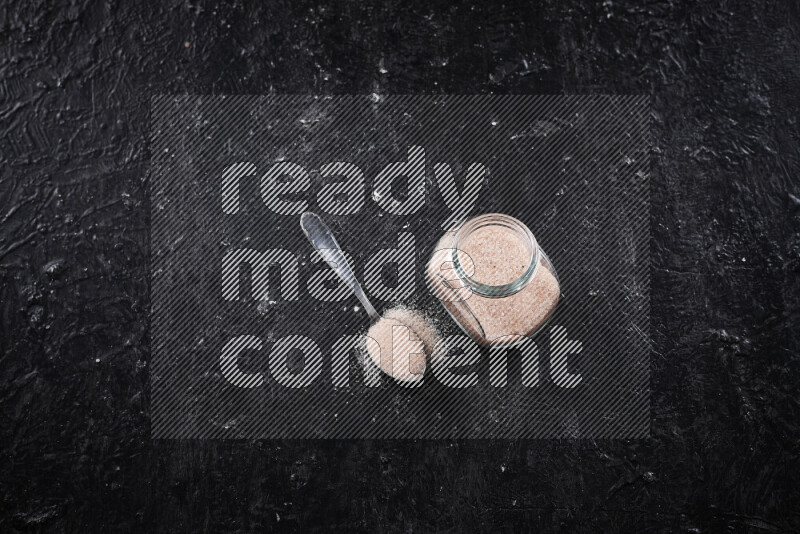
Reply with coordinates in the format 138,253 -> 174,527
426,213 -> 561,347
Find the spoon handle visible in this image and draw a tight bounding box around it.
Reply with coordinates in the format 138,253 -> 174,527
300,212 -> 380,322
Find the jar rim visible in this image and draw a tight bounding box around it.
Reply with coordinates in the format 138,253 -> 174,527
451,214 -> 540,298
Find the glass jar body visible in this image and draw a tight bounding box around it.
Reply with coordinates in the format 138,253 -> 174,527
426,214 -> 561,347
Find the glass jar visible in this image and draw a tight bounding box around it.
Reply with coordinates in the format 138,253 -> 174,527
426,213 -> 561,347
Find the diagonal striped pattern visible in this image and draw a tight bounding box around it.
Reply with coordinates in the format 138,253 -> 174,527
436,162 -> 487,230
221,162 -> 258,215
150,95 -> 650,439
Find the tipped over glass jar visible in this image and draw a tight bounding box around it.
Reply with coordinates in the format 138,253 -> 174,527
426,214 -> 561,347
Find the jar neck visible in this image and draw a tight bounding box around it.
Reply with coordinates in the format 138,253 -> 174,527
451,214 -> 539,298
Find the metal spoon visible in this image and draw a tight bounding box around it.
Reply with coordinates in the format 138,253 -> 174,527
300,212 -> 380,321
299,212 -> 426,382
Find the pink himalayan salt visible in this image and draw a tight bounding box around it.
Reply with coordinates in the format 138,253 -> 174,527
383,306 -> 440,357
427,223 -> 560,347
365,307 -> 440,382
458,225 -> 530,286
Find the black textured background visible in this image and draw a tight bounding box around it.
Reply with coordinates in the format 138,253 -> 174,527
1,1 -> 798,532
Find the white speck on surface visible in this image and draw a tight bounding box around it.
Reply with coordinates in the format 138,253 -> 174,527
257,301 -> 276,316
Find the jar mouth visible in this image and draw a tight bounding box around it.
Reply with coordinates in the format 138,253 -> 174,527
451,214 -> 540,298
